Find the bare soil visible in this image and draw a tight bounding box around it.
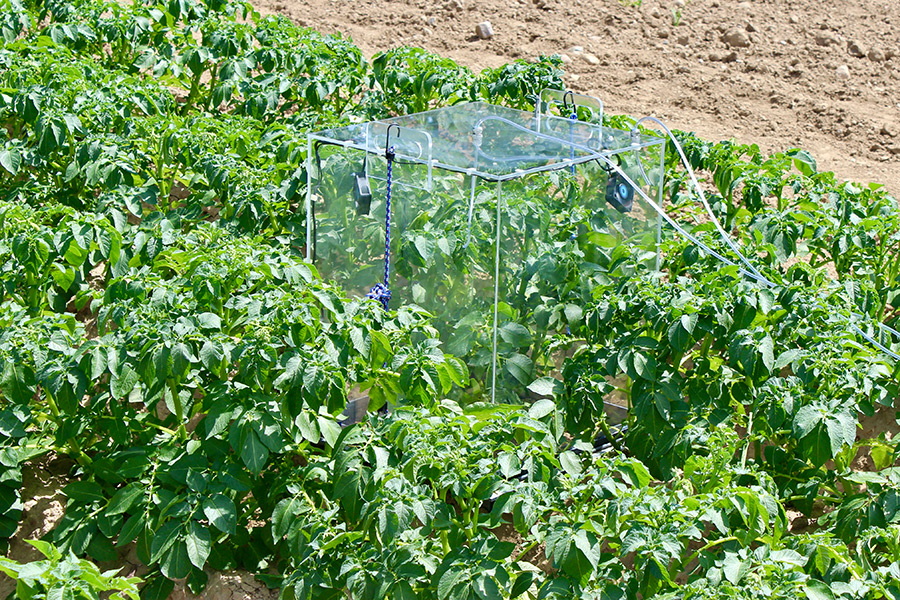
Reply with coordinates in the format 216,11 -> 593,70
253,0 -> 900,196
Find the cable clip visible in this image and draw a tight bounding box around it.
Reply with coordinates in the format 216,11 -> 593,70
562,90 -> 577,120
384,123 -> 399,161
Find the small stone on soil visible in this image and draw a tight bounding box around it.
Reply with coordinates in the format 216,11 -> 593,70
835,64 -> 851,79
847,40 -> 867,58
475,21 -> 493,39
723,28 -> 751,48
868,47 -> 886,62
814,31 -> 839,46
581,52 -> 600,65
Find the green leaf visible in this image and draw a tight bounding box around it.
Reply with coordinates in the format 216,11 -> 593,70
769,549 -> 807,567
510,572 -> 534,599
668,317 -> 691,351
774,348 -> 803,370
564,304 -> 583,325
62,114 -> 81,135
140,577 -> 174,600
25,539 -> 61,561
527,398 -> 556,419
871,444 -> 893,470
240,428 -> 268,474
799,424 -> 833,467
413,236 -> 434,263
632,351 -> 656,381
105,483 -> 143,516
50,263 -> 75,291
118,513 -> 143,547
444,356 -> 468,388
272,496 -> 304,539
318,415 -> 342,447
370,331 -> 392,366
759,335 -> 775,374
436,568 -> 465,600
0,148 -> 21,175
498,452 -> 520,478
793,404 -> 824,439
274,354 -> 302,391
185,521 -> 211,569
804,581 -> 835,600
63,481 -> 105,503
160,540 -> 191,580
499,322 -> 532,348
559,451 -> 582,476
722,552 -> 746,584
789,149 -> 817,177
202,494 -> 236,535
758,289 -> 775,314
1,361 -> 34,404
505,353 -> 533,385
200,341 -> 224,372
296,411 -> 320,444
825,412 -> 857,455
391,581 -> 416,600
110,366 -> 139,400
473,576 -> 502,600
150,520 -> 181,563
349,327 -> 370,357
619,460 -> 651,488
680,313 -> 698,334
197,312 -> 221,330
527,377 -> 562,398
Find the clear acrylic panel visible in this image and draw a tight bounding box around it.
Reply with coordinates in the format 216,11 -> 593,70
306,100 -> 666,402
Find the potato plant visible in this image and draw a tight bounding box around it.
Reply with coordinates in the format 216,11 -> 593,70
1,0 -> 899,598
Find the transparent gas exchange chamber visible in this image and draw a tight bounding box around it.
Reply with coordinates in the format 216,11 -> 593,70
306,90 -> 667,403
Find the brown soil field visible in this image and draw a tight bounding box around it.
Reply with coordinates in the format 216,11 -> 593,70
253,0 -> 900,195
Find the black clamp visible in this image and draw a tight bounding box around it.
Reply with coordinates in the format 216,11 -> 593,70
600,158 -> 634,213
605,174 -> 634,213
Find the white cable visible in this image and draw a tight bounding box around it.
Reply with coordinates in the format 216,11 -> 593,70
594,152 -> 900,360
623,117 -> 900,361
633,116 -> 768,283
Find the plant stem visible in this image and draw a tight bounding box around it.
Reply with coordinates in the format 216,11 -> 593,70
168,379 -> 188,441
